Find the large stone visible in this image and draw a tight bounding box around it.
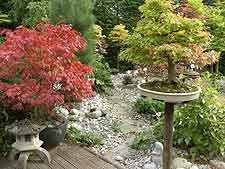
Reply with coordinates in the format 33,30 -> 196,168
172,158 -> 192,169
115,155 -> 124,162
190,165 -> 199,169
143,162 -> 158,169
151,142 -> 163,167
86,110 -> 103,119
152,142 -> 163,155
210,160 -> 225,169
55,107 -> 70,118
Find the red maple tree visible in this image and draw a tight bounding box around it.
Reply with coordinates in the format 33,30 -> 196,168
0,22 -> 93,116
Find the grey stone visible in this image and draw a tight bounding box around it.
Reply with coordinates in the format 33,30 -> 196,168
152,142 -> 163,155
151,142 -> 163,167
210,160 -> 225,169
172,158 -> 192,169
190,165 -> 199,169
55,107 -> 69,118
143,162 -> 157,169
115,155 -> 124,162
86,110 -> 103,119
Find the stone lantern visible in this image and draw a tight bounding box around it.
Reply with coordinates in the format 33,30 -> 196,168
7,119 -> 51,169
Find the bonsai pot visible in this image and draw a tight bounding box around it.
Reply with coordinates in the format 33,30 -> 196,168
40,117 -> 68,147
137,83 -> 201,103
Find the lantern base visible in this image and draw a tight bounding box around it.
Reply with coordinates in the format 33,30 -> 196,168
12,140 -> 43,152
9,147 -> 51,169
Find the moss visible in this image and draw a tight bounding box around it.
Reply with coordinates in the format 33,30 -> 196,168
141,80 -> 198,93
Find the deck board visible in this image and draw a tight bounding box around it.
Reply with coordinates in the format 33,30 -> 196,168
0,144 -> 119,169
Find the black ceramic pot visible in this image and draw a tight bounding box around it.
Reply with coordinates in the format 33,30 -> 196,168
40,118 -> 68,148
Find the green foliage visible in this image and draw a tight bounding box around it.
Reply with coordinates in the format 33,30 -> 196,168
10,0 -> 49,26
120,0 -> 209,65
173,83 -> 225,157
131,127 -> 156,150
23,1 -> 49,27
49,0 -> 95,33
94,0 -> 142,72
206,2 -> 225,52
0,12 -> 10,24
0,0 -> 12,14
91,55 -> 113,93
131,120 -> 163,150
67,127 -> 103,146
0,110 -> 16,157
49,0 -> 96,65
134,98 -> 164,115
94,0 -> 144,35
111,120 -> 122,133
0,128 -> 14,156
0,36 -> 5,44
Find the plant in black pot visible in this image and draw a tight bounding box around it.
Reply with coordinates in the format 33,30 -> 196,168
0,22 -> 93,148
120,0 -> 218,169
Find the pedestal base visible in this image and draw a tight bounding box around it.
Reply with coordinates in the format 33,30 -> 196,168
9,147 -> 51,169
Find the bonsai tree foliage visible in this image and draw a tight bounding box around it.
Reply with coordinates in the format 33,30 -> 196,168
120,0 -> 211,86
0,22 -> 93,117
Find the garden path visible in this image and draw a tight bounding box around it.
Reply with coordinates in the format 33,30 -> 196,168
0,144 -> 119,169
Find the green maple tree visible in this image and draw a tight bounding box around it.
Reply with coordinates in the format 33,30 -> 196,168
120,0 -> 210,83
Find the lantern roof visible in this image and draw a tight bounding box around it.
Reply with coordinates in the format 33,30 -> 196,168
7,119 -> 45,135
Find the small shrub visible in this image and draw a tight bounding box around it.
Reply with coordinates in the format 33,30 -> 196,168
131,128 -> 156,151
67,127 -> 103,146
92,55 -> 113,93
173,84 -> 225,158
131,119 -> 163,151
111,120 -> 122,133
134,98 -> 164,115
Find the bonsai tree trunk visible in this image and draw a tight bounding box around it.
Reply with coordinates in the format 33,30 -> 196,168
168,56 -> 176,83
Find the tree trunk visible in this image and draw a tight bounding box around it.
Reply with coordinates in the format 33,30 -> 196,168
168,56 -> 176,83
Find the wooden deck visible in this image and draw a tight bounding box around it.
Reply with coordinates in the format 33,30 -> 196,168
0,144 -> 120,169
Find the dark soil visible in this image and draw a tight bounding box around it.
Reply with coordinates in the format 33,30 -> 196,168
140,80 -> 198,93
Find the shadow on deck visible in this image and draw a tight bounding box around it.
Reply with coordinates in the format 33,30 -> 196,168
0,144 -> 120,169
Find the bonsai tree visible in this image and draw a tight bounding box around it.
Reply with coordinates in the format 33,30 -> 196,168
0,22 -> 93,120
120,0 -> 211,91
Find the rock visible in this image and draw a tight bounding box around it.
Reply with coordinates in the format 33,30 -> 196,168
68,123 -> 83,130
115,155 -> 124,162
86,110 -> 103,119
210,160 -> 225,169
152,142 -> 163,155
151,142 -> 163,167
172,158 -> 192,169
190,165 -> 199,169
71,108 -> 82,115
143,162 -> 157,169
55,106 -> 70,118
198,165 -> 209,169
